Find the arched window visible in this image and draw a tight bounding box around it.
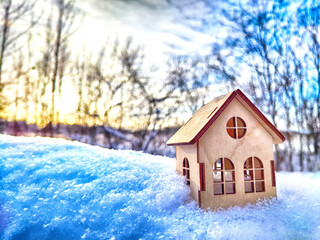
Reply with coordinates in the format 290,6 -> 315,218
244,157 -> 265,193
213,158 -> 236,195
183,157 -> 190,185
226,117 -> 247,139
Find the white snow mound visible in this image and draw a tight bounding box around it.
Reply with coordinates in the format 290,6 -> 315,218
0,135 -> 320,239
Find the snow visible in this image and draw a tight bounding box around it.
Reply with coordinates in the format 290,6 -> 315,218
0,135 -> 320,240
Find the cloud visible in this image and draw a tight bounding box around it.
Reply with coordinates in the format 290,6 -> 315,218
76,0 -> 221,62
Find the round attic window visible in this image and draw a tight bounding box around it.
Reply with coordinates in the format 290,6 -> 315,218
226,117 -> 247,139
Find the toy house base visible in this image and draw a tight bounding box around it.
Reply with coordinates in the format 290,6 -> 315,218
168,89 -> 284,210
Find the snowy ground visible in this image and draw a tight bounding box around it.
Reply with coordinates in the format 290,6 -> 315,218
0,135 -> 320,240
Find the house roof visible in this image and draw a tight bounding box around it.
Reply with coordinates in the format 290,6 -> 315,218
166,89 -> 285,146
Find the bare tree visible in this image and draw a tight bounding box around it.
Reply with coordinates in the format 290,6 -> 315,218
166,55 -> 210,115
219,0 -> 295,170
0,0 -> 37,125
32,13 -> 55,131
11,51 -> 26,135
49,0 -> 76,137
0,0 -> 36,82
72,37 -> 198,152
74,45 -> 87,125
298,2 -> 320,171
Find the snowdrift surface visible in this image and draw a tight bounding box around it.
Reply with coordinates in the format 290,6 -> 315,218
0,135 -> 320,240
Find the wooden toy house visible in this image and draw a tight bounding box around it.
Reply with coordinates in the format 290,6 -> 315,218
167,89 -> 285,210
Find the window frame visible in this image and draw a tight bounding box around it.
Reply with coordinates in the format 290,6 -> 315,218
183,157 -> 190,185
244,157 -> 265,193
213,157 -> 236,195
226,116 -> 247,139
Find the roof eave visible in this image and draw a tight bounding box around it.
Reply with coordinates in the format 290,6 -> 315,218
166,91 -> 238,146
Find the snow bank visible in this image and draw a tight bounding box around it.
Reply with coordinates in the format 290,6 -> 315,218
0,135 -> 320,239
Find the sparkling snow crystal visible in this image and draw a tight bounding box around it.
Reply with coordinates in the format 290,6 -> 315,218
0,135 -> 320,239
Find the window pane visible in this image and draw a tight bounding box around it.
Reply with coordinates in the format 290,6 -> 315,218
227,128 -> 236,138
271,160 -> 276,187
238,128 -> 247,139
237,117 -> 246,128
186,170 -> 190,179
214,158 -> 223,170
244,158 -> 253,169
200,163 -> 205,191
225,171 -> 234,182
183,169 -> 186,176
255,170 -> 264,180
186,180 -> 190,186
254,157 -> 263,168
227,117 -> 246,139
183,158 -> 189,168
226,183 -> 236,194
214,183 -> 224,195
244,170 -> 253,181
213,171 -> 223,182
224,158 -> 234,170
256,181 -> 265,192
226,117 -> 236,127
245,182 -> 254,193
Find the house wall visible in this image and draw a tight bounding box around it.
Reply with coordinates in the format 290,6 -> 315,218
198,98 -> 276,210
176,143 -> 200,202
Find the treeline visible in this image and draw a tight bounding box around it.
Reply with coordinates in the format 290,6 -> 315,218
214,0 -> 320,171
0,0 -> 209,152
0,0 -> 319,171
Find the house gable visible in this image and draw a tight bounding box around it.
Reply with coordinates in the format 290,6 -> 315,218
198,98 -> 276,209
199,97 -> 274,166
